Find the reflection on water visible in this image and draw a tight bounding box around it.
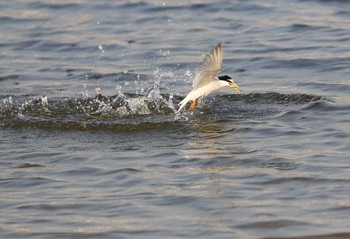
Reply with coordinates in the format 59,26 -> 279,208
183,120 -> 244,159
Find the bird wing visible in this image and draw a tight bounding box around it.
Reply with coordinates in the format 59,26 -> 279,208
192,43 -> 223,90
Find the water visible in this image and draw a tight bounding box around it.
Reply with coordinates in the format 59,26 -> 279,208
1,0 -> 350,238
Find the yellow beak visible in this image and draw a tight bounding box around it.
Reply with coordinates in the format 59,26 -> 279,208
230,82 -> 241,93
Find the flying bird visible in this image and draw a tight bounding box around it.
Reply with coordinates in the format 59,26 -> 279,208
178,43 -> 241,112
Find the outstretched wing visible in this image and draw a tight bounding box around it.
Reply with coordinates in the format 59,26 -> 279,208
192,43 -> 223,90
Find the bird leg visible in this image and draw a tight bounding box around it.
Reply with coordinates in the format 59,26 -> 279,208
189,98 -> 197,110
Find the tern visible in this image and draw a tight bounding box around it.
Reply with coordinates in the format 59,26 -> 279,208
178,43 -> 241,112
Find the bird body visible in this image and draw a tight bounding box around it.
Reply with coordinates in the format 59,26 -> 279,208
178,79 -> 228,111
178,43 -> 241,112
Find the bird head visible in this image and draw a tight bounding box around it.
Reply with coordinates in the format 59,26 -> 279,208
218,75 -> 241,93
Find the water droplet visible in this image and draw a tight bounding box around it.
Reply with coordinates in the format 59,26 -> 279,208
98,45 -> 105,53
95,86 -> 101,96
81,84 -> 89,98
185,69 -> 192,77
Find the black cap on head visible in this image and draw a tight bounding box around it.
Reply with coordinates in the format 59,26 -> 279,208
218,75 -> 232,82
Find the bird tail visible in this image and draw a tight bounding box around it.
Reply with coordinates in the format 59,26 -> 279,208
178,95 -> 191,112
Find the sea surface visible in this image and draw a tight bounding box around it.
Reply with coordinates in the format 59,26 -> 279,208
1,0 -> 350,238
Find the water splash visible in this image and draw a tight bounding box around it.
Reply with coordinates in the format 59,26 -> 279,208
41,95 -> 49,112
3,96 -> 13,108
2,96 -> 16,118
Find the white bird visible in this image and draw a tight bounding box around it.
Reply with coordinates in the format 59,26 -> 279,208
178,43 -> 241,112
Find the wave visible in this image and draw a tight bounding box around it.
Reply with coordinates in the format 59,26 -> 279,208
0,90 -> 327,131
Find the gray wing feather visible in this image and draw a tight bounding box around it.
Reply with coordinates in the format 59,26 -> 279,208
192,43 -> 223,90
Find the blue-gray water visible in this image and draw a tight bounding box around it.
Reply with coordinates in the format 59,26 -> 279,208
1,1 -> 350,238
